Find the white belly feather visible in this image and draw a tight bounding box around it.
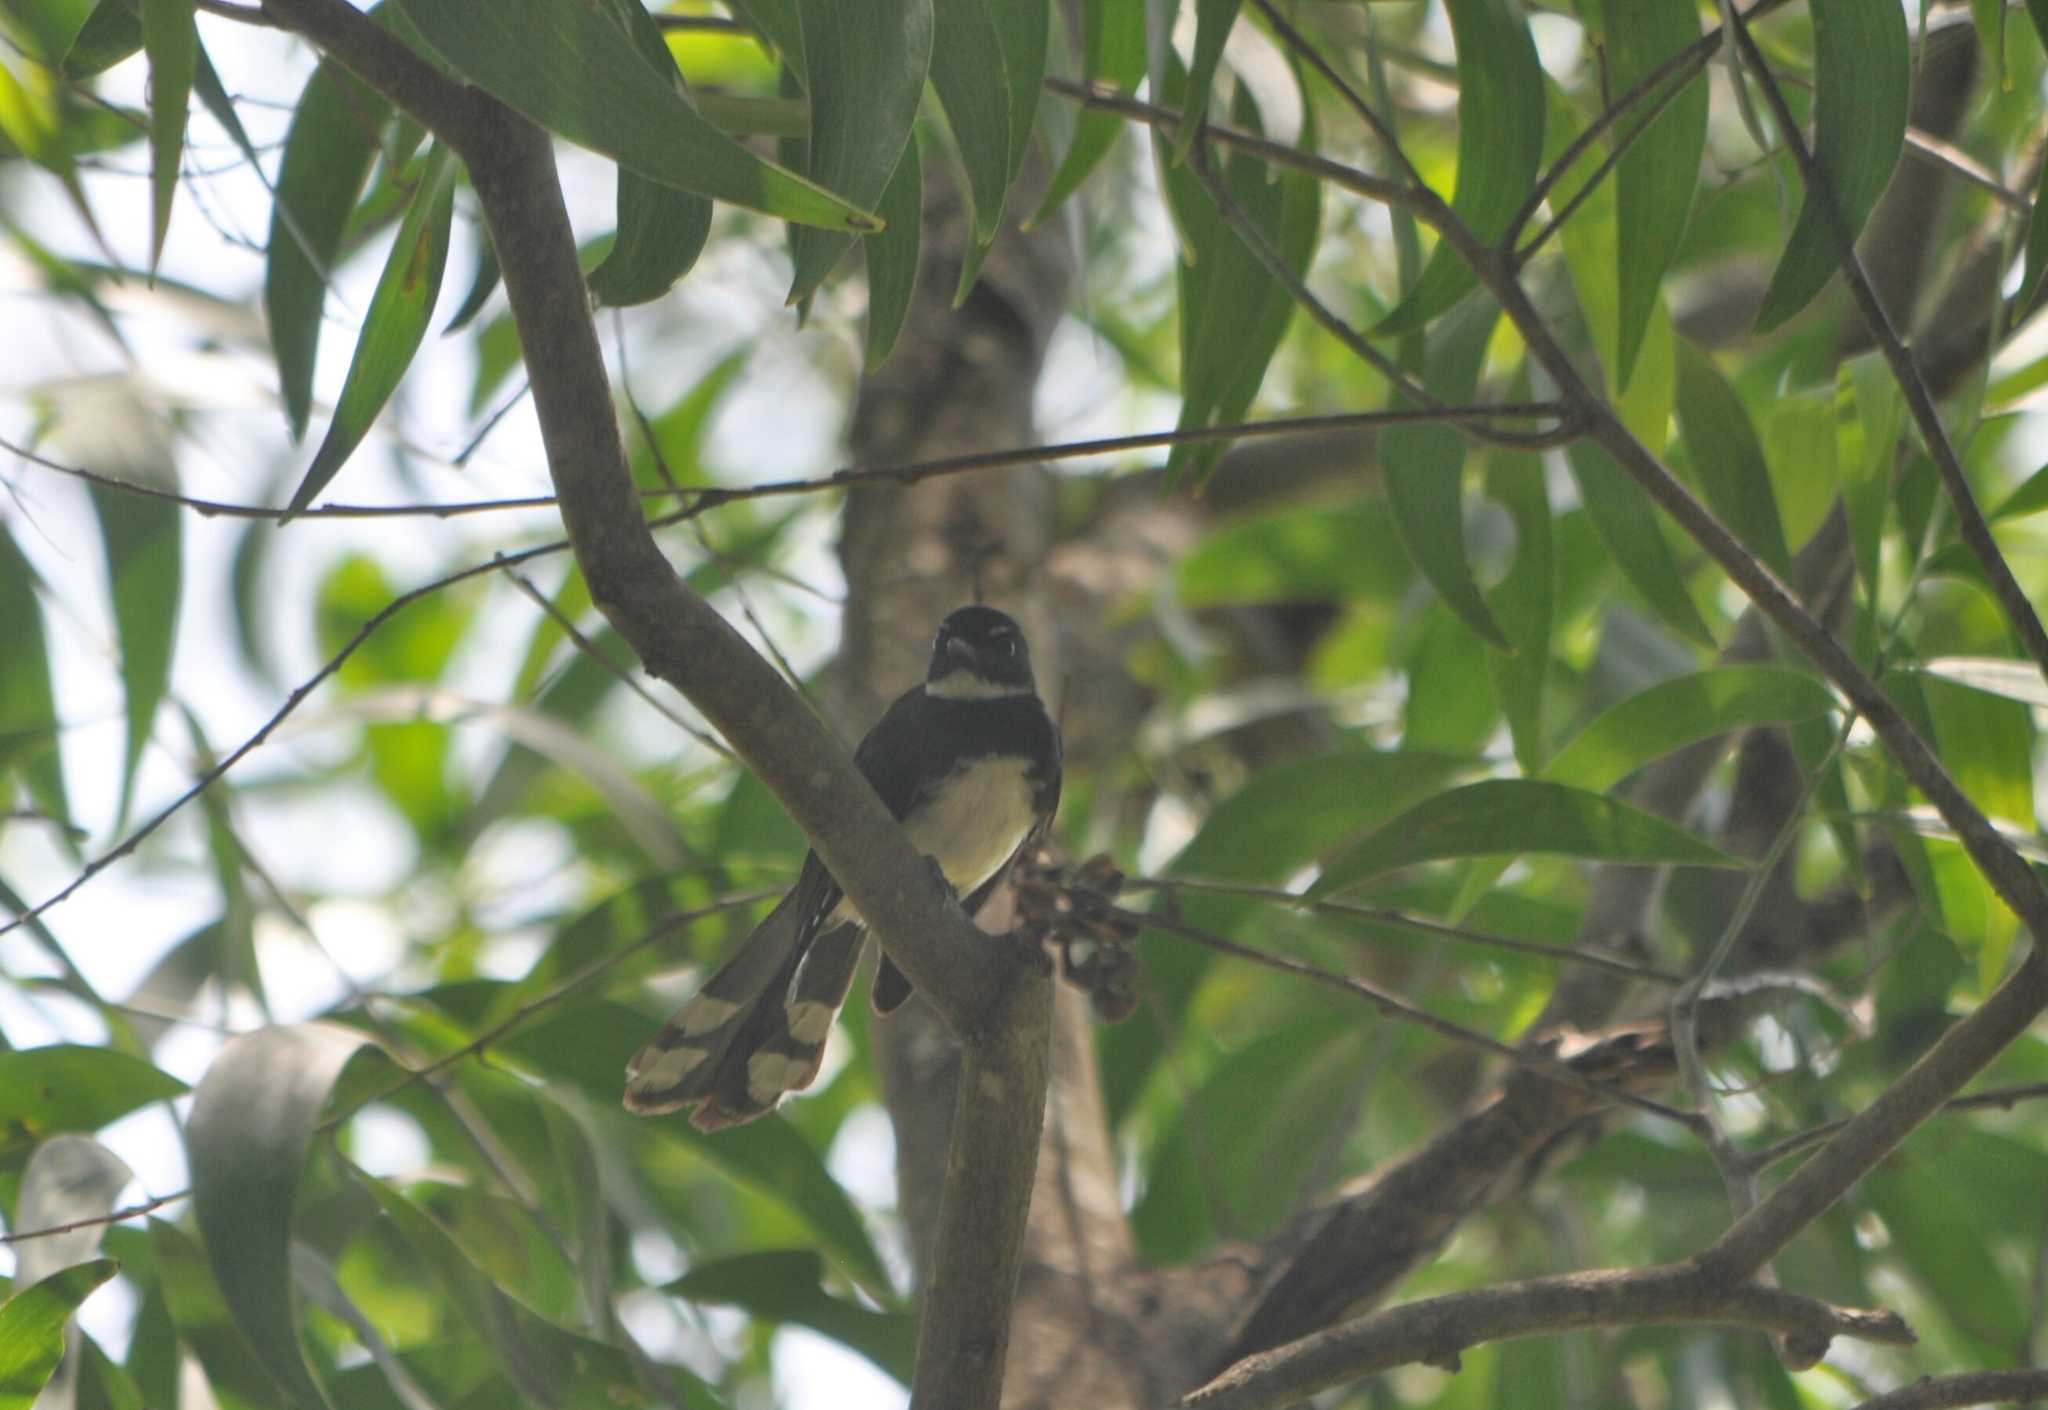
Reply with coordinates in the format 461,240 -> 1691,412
826,755 -> 1037,929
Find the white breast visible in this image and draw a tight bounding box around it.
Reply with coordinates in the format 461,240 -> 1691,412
906,755 -> 1039,899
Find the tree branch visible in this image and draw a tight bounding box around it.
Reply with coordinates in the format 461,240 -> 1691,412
1723,8 -> 2048,689
1179,1265 -> 1912,1410
1850,1370 -> 2048,1410
252,5 -> 1053,1405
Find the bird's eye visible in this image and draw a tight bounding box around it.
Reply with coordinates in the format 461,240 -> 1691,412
999,637 -> 1019,655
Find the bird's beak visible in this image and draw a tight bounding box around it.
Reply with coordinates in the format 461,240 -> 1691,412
946,636 -> 977,664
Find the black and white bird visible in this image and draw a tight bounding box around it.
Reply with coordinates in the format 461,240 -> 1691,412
623,605 -> 1062,1129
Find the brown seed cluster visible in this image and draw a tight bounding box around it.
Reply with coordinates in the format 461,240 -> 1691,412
1016,851 -> 1143,1023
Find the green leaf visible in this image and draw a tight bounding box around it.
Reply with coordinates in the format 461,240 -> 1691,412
1483,452 -> 1552,772
1835,352 -> 1900,598
2020,153 -> 2048,316
1311,779 -> 1740,897
58,0 -> 139,76
666,1251 -> 914,1384
185,1024 -> 388,1410
1564,442 -> 1713,646
266,58 -> 391,442
148,1219 -> 296,1410
1162,72 -> 1320,483
588,168 -> 712,307
482,997 -> 894,1297
930,0 -> 1011,242
1382,293 -> 1508,647
285,143 -> 458,517
88,482 -> 180,830
1177,500 -> 1411,606
138,0 -> 192,274
1753,0 -> 1909,332
0,1258 -> 118,1410
1378,0 -> 1543,333
1673,342 -> 1790,575
393,0 -> 877,233
1173,0 -> 1241,157
863,137 -> 922,366
0,1046 -> 186,1144
1599,0 -> 1706,389
1133,1016 -> 1362,1260
350,1168 -> 649,1408
785,0 -> 931,302
1031,0 -> 1145,222
0,524 -> 67,826
1175,748 -> 1473,882
584,0 -> 712,307
1547,666 -> 1837,794
1916,672 -> 2034,829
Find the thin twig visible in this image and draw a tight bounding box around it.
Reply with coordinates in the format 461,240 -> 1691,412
1045,76 -> 1430,220
1245,0 -> 1425,191
0,539 -> 571,938
2,1191 -> 187,1244
1743,1082 -> 2048,1172
1131,905 -> 1706,1132
7,405 -> 1570,524
1847,1369 -> 2048,1410
495,559 -> 736,762
1125,876 -> 1682,984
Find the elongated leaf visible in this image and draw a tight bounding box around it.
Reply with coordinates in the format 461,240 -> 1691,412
786,0 -> 931,302
585,0 -> 712,307
0,1046 -> 185,1141
992,0 -> 1046,194
1382,293 -> 1507,647
588,169 -> 711,307
0,524 -> 67,826
1176,748 -> 1472,881
1835,351 -> 1899,598
186,1024 -> 388,1410
496,997 -> 894,1297
1753,0 -> 1909,331
1379,0 -> 1543,333
1600,0 -> 1706,388
864,137 -> 922,366
13,1137 -> 133,1287
1311,778 -> 1740,896
2021,154 -> 2048,316
1673,342 -> 1790,575
1564,442 -> 1713,646
138,0 -> 192,274
148,1220 -> 296,1410
1918,673 -> 2034,829
1163,71 -> 1320,483
394,0 -> 875,232
1174,0 -> 1241,156
351,1169 -> 647,1408
930,0 -> 1010,241
59,0 -> 139,76
1484,452 -> 1552,771
1548,667 -> 1836,793
1032,0 -> 1146,221
1134,1016 -> 1362,1261
88,482 -> 179,829
0,1258 -> 118,1410
667,1251 -> 914,1383
266,58 -> 390,442
285,144 -> 457,516
1178,500 -> 1411,606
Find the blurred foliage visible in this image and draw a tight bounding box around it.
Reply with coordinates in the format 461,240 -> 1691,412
2,0 -> 2048,1406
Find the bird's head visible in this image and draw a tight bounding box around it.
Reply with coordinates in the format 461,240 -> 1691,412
926,606 -> 1037,699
